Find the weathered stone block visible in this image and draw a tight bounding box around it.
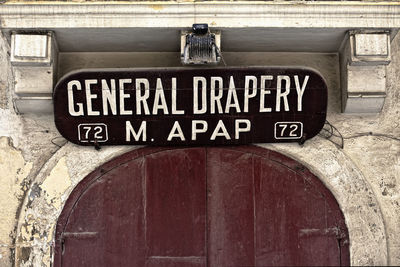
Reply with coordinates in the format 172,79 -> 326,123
341,31 -> 390,113
11,34 -> 52,66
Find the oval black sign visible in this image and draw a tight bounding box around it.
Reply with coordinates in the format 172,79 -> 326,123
53,67 -> 327,146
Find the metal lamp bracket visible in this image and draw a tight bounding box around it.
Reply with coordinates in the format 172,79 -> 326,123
181,24 -> 221,65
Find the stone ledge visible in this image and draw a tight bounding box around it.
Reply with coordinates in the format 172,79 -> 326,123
1,2 -> 400,29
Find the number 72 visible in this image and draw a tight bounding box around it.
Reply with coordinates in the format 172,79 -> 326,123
274,122 -> 303,139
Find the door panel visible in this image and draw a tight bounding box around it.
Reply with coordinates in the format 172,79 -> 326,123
61,159 -> 146,267
254,156 -> 340,266
55,146 -> 350,267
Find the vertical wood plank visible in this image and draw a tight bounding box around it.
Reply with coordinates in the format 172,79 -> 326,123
103,159 -> 146,267
145,148 -> 206,267
207,148 -> 255,267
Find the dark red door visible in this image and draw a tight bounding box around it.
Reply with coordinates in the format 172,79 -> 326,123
54,147 -> 349,267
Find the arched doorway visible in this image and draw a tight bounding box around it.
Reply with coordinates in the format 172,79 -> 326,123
54,146 -> 350,267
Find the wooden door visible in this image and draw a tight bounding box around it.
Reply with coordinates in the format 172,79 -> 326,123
54,147 -> 349,267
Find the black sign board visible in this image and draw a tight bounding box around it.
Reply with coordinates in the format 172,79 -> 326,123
53,67 -> 327,146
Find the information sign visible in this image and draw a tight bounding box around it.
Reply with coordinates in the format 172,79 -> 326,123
53,67 -> 327,146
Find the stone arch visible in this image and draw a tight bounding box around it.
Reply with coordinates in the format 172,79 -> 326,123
14,141 -> 387,266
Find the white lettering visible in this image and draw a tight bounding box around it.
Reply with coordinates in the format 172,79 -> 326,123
294,75 -> 309,112
276,75 -> 290,112
210,120 -> 231,140
225,76 -> 241,113
153,78 -> 169,115
85,79 -> 99,116
126,121 -> 146,141
235,119 -> 251,139
101,79 -> 117,115
171,78 -> 184,115
260,75 -> 272,112
67,80 -> 84,116
193,77 -> 207,114
136,79 -> 150,115
244,76 -> 257,112
211,77 -> 223,114
192,120 -> 208,140
167,121 -> 186,141
119,79 -> 133,115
